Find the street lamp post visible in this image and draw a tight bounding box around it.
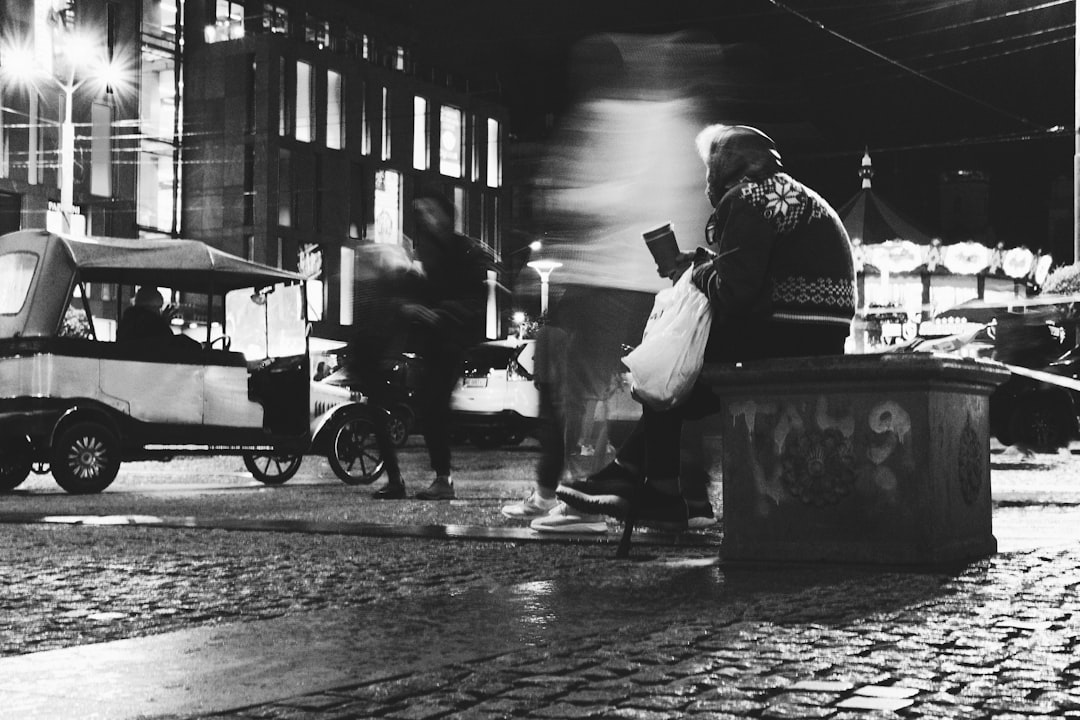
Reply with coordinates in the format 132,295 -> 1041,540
0,33 -> 121,235
526,259 -> 562,316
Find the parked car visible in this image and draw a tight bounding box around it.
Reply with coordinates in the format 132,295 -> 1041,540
901,306 -> 1080,453
989,341 -> 1080,453
450,338 -> 540,448
0,229 -> 387,493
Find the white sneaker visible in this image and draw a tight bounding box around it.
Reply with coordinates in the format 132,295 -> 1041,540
530,502 -> 608,534
501,491 -> 558,519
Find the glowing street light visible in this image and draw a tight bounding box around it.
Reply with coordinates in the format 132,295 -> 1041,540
0,31 -> 128,233
527,259 -> 562,316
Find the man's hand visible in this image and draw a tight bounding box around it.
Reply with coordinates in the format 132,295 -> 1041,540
662,251 -> 697,283
401,303 -> 440,326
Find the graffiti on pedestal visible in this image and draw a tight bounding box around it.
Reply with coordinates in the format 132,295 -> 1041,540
728,396 -> 917,509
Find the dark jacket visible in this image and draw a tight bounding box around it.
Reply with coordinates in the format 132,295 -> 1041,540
411,231 -> 493,351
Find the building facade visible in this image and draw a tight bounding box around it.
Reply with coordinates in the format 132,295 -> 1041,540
181,0 -> 507,341
0,0 -> 153,237
1,0 -> 507,341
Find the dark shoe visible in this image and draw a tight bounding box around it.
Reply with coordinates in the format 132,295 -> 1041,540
373,482 -> 406,500
556,462 -> 640,519
415,477 -> 455,500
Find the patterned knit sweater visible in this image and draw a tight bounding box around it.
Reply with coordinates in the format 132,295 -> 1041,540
691,172 -> 856,329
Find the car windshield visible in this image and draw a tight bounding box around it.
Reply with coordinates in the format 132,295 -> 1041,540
464,345 -> 517,371
226,283 -> 306,360
0,252 -> 38,315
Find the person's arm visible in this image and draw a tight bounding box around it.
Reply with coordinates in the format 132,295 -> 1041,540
690,194 -> 777,324
406,239 -> 491,342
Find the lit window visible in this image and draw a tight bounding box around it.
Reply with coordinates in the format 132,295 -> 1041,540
0,252 -> 38,315
262,3 -> 288,34
470,115 -> 481,182
486,118 -> 501,188
299,244 -> 323,321
439,105 -> 463,178
359,82 -> 370,155
278,57 -> 290,137
413,96 -> 429,170
340,246 -> 354,325
327,69 -> 344,149
27,93 -> 39,186
374,169 -> 401,245
90,102 -> 112,197
296,61 -> 313,142
278,149 -> 292,226
0,92 -> 7,178
205,0 -> 245,43
305,17 -> 330,49
453,186 -> 465,235
138,152 -> 177,232
380,87 -> 391,161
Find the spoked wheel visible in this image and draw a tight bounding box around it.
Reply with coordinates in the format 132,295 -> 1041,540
327,415 -> 384,485
51,422 -> 121,494
243,452 -> 303,485
387,406 -> 413,448
0,436 -> 33,492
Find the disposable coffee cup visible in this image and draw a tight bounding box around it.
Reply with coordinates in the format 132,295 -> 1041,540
643,223 -> 681,277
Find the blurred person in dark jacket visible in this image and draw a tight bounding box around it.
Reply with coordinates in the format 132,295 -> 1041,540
558,124 -> 856,528
347,243 -> 425,499
403,191 -> 494,500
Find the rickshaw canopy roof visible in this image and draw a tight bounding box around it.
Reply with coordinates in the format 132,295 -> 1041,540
31,230 -> 305,292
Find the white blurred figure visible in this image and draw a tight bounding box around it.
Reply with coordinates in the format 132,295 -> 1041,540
526,32 -> 763,529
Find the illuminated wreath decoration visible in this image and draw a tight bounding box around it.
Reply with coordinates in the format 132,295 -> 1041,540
779,427 -> 857,505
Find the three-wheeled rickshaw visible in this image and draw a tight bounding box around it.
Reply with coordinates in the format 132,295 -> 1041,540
0,229 -> 388,493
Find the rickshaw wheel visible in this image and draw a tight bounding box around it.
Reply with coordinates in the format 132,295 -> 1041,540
243,452 -> 303,485
0,436 -> 33,492
387,406 -> 413,448
328,415 -> 385,485
51,422 -> 121,494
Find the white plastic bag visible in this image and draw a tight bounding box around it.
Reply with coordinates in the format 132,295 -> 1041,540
623,266 -> 713,411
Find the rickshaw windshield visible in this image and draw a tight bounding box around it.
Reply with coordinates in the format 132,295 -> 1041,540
0,252 -> 39,315
226,283 -> 306,360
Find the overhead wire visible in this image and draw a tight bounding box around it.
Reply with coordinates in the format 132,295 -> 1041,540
764,0 -> 1054,130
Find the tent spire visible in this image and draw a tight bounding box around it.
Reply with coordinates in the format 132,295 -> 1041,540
860,147 -> 874,189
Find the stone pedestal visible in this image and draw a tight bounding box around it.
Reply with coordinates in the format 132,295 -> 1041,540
701,354 -> 1011,566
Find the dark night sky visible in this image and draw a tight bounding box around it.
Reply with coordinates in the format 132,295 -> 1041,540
387,0 -> 1075,257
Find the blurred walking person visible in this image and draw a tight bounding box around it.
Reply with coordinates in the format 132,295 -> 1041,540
404,191 -> 494,500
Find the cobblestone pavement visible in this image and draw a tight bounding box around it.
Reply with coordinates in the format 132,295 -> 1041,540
186,545 -> 1080,720
1,447 -> 1079,718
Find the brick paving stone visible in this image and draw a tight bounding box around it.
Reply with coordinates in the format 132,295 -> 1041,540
275,695 -> 352,711
377,702 -> 454,720
498,684 -> 567,702
604,708 -> 682,720
761,704 -> 835,718
529,702 -> 603,718
769,691 -> 844,706
836,696 -> 915,712
563,689 -> 626,704
626,667 -> 678,685
690,697 -> 768,715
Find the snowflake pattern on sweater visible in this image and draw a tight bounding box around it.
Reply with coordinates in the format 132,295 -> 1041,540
740,173 -> 829,235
